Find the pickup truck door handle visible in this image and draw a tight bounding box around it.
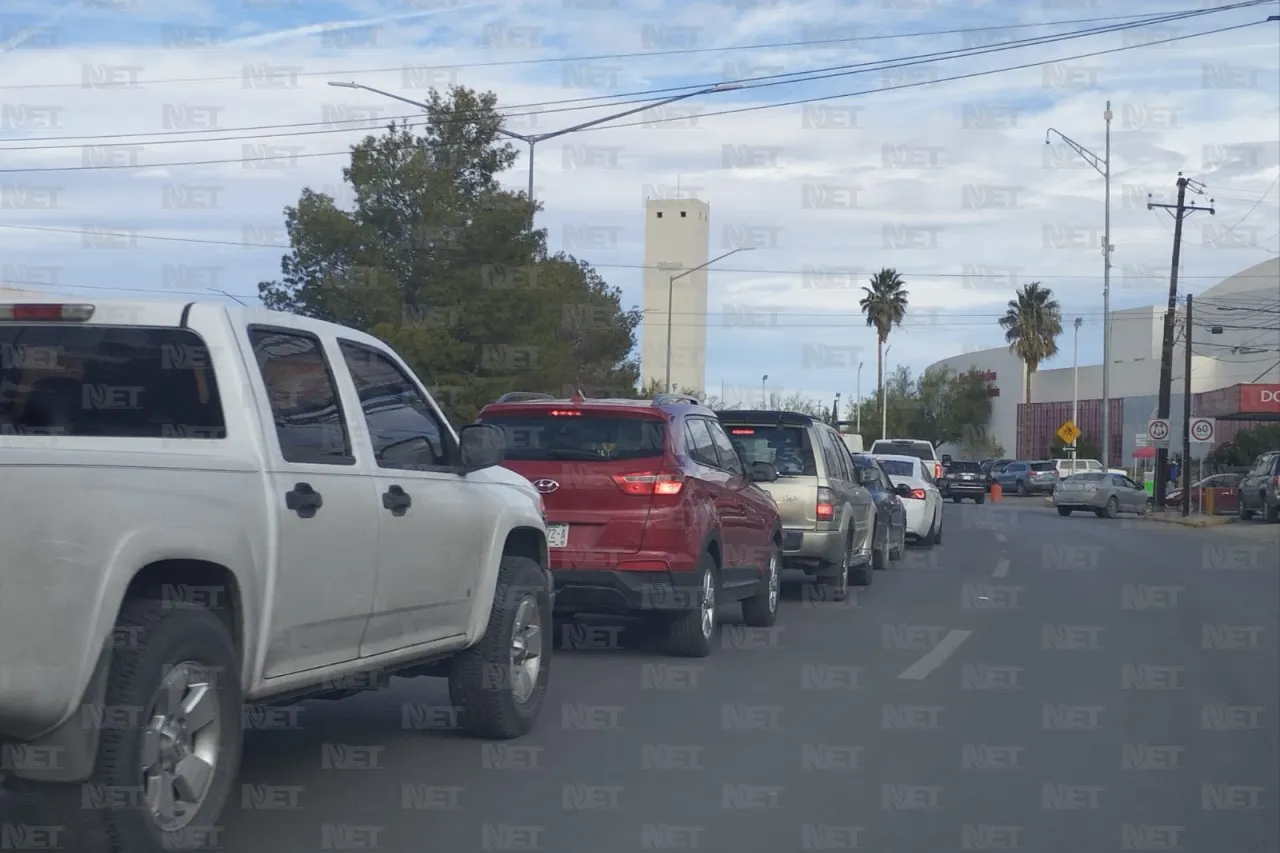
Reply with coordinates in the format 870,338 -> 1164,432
382,485 -> 412,516
285,483 -> 323,519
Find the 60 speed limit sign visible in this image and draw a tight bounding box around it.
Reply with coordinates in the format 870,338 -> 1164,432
1190,417 -> 1216,443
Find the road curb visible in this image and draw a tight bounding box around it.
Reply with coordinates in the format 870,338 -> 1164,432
1142,513 -> 1237,528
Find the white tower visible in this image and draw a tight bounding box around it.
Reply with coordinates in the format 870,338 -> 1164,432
641,198 -> 710,394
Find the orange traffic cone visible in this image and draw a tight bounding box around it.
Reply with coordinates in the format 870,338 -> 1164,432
990,482 -> 1002,501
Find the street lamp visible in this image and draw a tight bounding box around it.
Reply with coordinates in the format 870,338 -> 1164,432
665,246 -> 755,393
880,345 -> 892,440
1071,316 -> 1083,455
761,374 -> 769,408
327,80 -> 742,205
855,361 -> 863,434
1046,99 -> 1114,469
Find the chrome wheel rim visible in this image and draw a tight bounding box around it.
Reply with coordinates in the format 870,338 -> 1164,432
509,596 -> 543,705
700,569 -> 716,638
141,662 -> 220,832
767,551 -> 779,611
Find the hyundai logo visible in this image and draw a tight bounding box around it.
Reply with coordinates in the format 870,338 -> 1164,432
532,479 -> 559,493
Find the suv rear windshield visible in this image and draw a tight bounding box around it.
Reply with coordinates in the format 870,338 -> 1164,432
870,440 -> 934,461
1029,461 -> 1057,472
0,325 -> 225,438
946,461 -> 983,473
479,411 -> 665,461
720,424 -> 817,477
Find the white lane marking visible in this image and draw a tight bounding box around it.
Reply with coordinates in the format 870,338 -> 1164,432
897,629 -> 974,680
995,533 -> 1008,543
992,558 -> 1010,578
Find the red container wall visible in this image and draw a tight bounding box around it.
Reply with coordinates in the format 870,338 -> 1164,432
1017,398 -> 1125,467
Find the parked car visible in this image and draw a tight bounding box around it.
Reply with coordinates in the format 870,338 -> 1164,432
477,392 -> 783,657
850,454 -> 908,566
982,458 -> 1014,492
0,297 -> 553,852
1053,471 -> 1153,518
1237,451 -> 1280,523
940,459 -> 987,503
718,410 -> 876,601
870,454 -> 944,547
868,438 -> 942,481
1166,473 -> 1244,510
995,460 -> 1058,496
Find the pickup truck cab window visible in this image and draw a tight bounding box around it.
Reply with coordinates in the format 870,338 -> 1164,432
337,340 -> 451,469
248,327 -> 353,465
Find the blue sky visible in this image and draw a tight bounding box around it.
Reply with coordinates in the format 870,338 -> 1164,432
1,0 -> 1277,405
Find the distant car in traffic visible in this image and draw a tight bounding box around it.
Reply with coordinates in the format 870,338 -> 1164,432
871,453 -> 944,547
941,459 -> 987,503
1053,471 -> 1153,518
994,460 -> 1058,496
1237,452 -> 1280,523
850,453 -> 908,568
1166,472 -> 1243,510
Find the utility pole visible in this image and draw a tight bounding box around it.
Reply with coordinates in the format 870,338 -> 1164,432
1147,173 -> 1214,510
1182,293 -> 1194,517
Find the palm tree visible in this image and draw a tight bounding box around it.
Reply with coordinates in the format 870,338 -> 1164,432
998,282 -> 1063,403
859,268 -> 909,429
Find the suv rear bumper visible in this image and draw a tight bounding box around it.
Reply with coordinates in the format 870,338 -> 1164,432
945,481 -> 985,497
551,569 -> 706,614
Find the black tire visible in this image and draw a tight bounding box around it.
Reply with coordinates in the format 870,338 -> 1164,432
818,537 -> 853,601
889,524 -> 905,562
1264,499 -> 1279,524
975,494 -> 986,505
952,496 -> 962,503
7,599 -> 243,853
918,515 -> 936,549
741,540 -> 781,627
934,514 -> 943,545
664,552 -> 720,657
872,522 -> 889,570
1058,507 -> 1072,517
1102,496 -> 1119,519
449,556 -> 552,739
1238,492 -> 1254,521
1017,480 -> 1029,497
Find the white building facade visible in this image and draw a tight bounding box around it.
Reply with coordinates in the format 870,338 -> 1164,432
640,198 -> 710,393
927,258 -> 1280,464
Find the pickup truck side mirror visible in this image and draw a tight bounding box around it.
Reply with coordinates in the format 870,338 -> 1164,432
941,454 -> 952,465
458,424 -> 505,472
750,461 -> 779,483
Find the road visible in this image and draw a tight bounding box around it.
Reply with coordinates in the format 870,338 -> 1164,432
10,502 -> 1279,851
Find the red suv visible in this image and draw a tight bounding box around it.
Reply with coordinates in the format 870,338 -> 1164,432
477,391 -> 784,657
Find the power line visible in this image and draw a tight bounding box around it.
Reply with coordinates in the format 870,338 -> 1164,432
0,5 -> 1245,152
0,15 -> 1268,172
0,7 -> 1233,93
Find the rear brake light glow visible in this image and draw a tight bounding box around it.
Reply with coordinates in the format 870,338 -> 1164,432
613,469 -> 685,496
0,303 -> 95,322
548,409 -> 582,416
816,486 -> 835,521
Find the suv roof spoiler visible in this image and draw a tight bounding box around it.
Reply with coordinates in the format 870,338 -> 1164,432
494,392 -> 556,404
717,409 -> 813,426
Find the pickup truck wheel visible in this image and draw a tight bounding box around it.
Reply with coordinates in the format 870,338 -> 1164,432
664,553 -> 720,657
740,542 -> 780,627
1264,499 -> 1279,524
7,600 -> 242,853
449,556 -> 551,740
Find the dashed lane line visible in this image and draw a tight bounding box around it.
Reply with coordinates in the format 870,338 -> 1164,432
897,629 -> 974,680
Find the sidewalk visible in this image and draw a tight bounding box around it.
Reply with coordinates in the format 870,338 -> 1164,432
1142,510 -> 1237,528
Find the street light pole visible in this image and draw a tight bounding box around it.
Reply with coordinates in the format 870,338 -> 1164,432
1072,317 -> 1082,454
761,374 -> 768,408
880,345 -> 892,440
327,80 -> 741,208
665,246 -> 754,392
1046,100 -> 1113,469
855,361 -> 863,434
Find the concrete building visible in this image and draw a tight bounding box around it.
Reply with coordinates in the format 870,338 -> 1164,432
928,257 -> 1280,466
640,198 -> 710,393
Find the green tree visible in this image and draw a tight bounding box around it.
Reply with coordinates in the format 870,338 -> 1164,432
1206,423 -> 1280,468
998,282 -> 1062,404
859,268 -> 909,431
258,86 -> 640,424
908,366 -> 994,448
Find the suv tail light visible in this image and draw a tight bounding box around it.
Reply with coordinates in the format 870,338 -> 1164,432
613,468 -> 685,496
816,486 -> 835,521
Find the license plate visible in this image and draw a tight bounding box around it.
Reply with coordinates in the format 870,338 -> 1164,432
547,524 -> 569,549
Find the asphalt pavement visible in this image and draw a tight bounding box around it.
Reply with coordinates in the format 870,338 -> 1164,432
9,501 -> 1280,851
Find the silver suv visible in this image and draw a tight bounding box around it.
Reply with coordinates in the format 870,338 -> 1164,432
718,411 -> 876,600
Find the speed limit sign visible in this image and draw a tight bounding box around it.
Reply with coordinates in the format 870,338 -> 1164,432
1190,417 -> 1216,443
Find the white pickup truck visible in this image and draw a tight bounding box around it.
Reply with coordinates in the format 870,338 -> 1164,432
0,297 -> 553,852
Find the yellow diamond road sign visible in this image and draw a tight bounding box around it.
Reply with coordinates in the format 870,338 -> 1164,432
1057,420 -> 1081,445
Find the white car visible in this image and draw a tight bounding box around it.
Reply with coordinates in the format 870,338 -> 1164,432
869,438 -> 943,482
0,296 -> 553,852
872,454 -> 944,547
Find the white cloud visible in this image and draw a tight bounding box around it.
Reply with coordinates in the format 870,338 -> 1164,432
1,0 -> 1276,401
